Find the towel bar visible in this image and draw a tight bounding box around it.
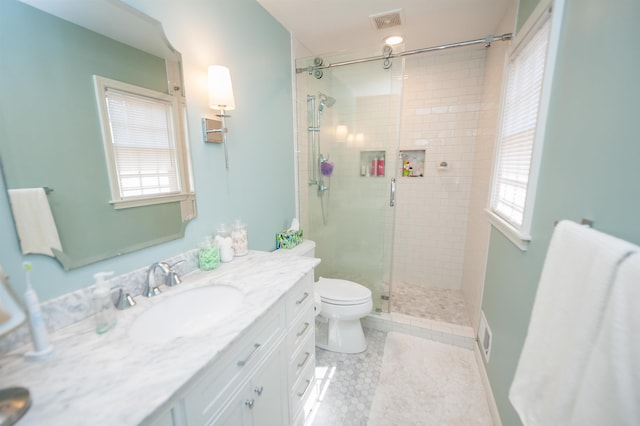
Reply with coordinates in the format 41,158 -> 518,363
554,218 -> 594,228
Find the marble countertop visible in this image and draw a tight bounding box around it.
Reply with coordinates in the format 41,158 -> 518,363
0,251 -> 319,425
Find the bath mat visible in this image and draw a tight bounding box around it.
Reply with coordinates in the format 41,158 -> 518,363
368,332 -> 492,426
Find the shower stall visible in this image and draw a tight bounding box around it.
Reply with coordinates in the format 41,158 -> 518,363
295,38 -> 509,330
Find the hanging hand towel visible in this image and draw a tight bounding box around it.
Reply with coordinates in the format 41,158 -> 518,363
509,220 -> 638,425
8,188 -> 62,257
570,252 -> 640,425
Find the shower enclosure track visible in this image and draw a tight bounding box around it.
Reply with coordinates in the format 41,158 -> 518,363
296,33 -> 513,75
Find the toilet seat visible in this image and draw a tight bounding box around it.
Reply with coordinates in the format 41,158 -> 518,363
316,277 -> 372,305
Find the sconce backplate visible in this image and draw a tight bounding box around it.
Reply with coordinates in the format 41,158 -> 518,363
202,117 -> 224,143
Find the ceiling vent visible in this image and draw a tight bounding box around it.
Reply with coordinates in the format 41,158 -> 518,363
369,9 -> 403,30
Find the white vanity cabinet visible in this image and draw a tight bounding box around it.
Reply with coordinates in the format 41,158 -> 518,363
284,271 -> 317,425
210,339 -> 287,426
143,271 -> 317,426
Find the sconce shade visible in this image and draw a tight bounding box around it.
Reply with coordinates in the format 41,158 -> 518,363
208,65 -> 236,111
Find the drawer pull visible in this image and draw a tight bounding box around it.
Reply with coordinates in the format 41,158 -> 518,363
296,322 -> 310,337
245,399 -> 255,409
237,343 -> 261,366
254,386 -> 264,396
297,351 -> 311,369
295,292 -> 309,305
297,379 -> 312,398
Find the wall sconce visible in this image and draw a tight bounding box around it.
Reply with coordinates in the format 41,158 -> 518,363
202,65 -> 236,169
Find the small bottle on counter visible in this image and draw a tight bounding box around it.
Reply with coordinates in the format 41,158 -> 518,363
198,236 -> 220,270
231,220 -> 248,256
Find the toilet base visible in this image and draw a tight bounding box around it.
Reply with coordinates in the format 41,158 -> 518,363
315,317 -> 367,354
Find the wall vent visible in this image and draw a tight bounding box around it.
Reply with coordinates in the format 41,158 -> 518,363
369,9 -> 403,30
478,310 -> 493,362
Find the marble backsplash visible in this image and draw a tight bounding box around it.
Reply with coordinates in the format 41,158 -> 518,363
0,249 -> 199,355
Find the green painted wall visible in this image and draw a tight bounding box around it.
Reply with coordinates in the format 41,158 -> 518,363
483,0 -> 640,424
0,0 -> 294,300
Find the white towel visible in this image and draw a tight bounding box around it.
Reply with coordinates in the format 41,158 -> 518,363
509,220 -> 638,425
8,187 -> 63,257
570,253 -> 640,425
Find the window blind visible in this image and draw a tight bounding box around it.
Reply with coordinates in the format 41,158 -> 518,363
105,89 -> 181,199
491,16 -> 551,229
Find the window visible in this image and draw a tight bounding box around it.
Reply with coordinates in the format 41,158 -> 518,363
94,76 -> 190,208
488,2 -> 561,250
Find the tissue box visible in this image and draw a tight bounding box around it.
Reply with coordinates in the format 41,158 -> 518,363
276,229 -> 303,249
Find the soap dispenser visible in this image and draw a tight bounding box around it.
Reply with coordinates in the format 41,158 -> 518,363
93,272 -> 116,334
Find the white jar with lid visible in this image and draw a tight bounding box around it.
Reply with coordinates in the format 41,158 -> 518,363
231,219 -> 248,256
215,224 -> 234,263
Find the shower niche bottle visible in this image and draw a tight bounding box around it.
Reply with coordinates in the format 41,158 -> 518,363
361,151 -> 385,178
377,156 -> 385,176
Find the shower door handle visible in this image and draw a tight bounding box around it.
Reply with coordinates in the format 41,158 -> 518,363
390,178 -> 396,207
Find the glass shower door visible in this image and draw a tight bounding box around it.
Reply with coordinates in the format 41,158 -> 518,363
296,51 -> 403,312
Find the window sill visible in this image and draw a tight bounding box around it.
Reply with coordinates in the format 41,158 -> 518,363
485,209 -> 531,251
111,193 -> 190,209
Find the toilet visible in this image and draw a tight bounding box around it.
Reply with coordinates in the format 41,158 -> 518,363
274,240 -> 373,353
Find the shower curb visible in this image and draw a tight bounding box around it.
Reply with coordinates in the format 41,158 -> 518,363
362,312 -> 475,350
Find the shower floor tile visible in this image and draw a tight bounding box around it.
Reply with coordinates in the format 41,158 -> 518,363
389,281 -> 471,327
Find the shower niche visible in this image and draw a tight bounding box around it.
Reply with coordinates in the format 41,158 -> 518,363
400,150 -> 425,177
360,151 -> 386,177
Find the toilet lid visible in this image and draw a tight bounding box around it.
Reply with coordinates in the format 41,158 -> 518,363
316,277 -> 372,305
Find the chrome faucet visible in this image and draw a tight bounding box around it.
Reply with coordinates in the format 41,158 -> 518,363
143,260 -> 185,297
143,262 -> 170,297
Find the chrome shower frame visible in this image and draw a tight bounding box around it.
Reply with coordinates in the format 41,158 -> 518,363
296,33 -> 513,78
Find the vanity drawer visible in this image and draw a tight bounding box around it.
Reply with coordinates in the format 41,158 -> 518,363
183,303 -> 285,426
290,357 -> 317,423
286,271 -> 314,323
287,305 -> 314,355
288,331 -> 315,388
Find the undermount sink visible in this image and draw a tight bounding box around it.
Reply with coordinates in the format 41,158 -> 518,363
129,285 -> 244,345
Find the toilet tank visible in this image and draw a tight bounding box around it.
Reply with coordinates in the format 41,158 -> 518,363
273,240 -> 315,257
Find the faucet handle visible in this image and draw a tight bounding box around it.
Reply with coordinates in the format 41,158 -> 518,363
166,260 -> 185,287
145,286 -> 161,297
113,288 -> 136,310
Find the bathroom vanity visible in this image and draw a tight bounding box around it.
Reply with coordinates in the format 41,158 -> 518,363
0,252 -> 319,425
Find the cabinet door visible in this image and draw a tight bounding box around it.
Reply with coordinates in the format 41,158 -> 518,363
211,396 -> 251,426
251,342 -> 288,426
143,407 -> 175,426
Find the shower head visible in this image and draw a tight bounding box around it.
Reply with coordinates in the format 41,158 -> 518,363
318,92 -> 336,112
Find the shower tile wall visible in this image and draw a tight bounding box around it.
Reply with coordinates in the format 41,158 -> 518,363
393,48 -> 487,291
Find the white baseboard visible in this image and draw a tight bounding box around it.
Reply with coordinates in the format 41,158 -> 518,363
474,341 -> 502,426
